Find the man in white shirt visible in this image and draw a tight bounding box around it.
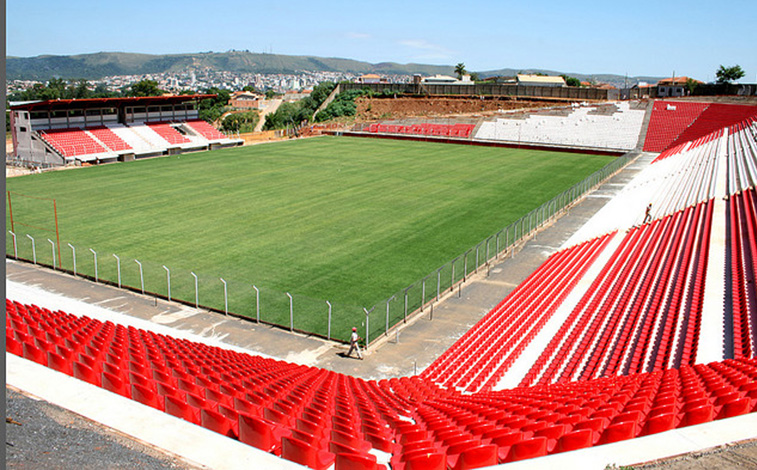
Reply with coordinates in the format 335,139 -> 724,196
347,327 -> 363,360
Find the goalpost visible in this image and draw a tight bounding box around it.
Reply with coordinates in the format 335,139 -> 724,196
6,191 -> 62,267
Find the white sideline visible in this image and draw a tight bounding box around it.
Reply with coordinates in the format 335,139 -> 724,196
6,353 -> 304,470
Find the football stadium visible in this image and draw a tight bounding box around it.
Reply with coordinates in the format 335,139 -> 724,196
6,96 -> 757,469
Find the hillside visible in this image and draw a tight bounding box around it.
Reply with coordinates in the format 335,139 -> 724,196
6,51 -> 456,80
7,51 -> 664,87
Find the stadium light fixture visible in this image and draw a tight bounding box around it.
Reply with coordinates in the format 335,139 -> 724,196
221,278 -> 228,315
89,249 -> 98,282
162,265 -> 171,301
191,272 -> 199,308
134,260 -> 144,294
26,234 -> 36,264
9,231 -> 17,259
286,292 -> 293,331
47,239 -> 56,269
67,243 -> 76,276
326,301 -> 332,340
252,285 -> 260,323
113,254 -> 121,288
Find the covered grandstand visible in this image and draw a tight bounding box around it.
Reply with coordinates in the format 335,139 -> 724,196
6,99 -> 757,469
8,95 -> 243,166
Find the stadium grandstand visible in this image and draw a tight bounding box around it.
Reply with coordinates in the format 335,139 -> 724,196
6,99 -> 757,469
7,95 -> 242,166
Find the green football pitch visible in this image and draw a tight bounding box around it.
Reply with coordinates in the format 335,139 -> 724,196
6,136 -> 614,340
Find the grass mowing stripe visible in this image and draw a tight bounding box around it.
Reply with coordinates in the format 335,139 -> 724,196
6,136 -> 614,339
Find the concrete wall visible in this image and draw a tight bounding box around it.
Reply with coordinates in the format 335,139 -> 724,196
341,82 -> 613,100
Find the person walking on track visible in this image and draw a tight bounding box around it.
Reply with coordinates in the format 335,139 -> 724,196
347,327 -> 363,360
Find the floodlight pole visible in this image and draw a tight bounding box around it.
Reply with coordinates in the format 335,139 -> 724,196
9,231 -> 17,259
191,272 -> 199,308
135,260 -> 144,294
326,301 -> 332,340
252,285 -> 260,323
47,239 -> 56,269
67,243 -> 76,276
220,278 -> 228,315
286,292 -> 293,331
89,249 -> 98,282
162,265 -> 171,301
26,234 -> 36,264
112,254 -> 121,287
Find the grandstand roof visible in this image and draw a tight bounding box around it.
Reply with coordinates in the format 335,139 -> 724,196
9,94 -> 217,111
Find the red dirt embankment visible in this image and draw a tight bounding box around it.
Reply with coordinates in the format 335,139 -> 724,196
356,96 -> 574,120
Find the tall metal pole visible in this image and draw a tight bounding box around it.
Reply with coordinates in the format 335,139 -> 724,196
162,265 -> 171,301
221,278 -> 228,315
135,260 -> 144,294
89,249 -> 98,281
252,285 -> 260,323
112,254 -> 121,287
26,234 -> 36,264
191,272 -> 199,308
7,191 -> 15,233
67,243 -> 76,276
385,295 -> 396,336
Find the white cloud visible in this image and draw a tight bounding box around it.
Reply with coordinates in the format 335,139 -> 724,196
397,39 -> 455,61
346,32 -> 371,40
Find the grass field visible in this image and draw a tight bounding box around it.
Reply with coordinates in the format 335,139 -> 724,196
6,136 -> 614,340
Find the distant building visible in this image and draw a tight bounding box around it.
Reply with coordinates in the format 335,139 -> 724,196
356,74 -> 386,84
516,74 -> 566,87
229,91 -> 262,109
422,74 -> 474,85
656,76 -> 701,98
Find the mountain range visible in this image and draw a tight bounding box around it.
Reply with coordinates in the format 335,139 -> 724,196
6,51 -> 665,88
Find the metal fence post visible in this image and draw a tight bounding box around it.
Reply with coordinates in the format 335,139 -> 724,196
421,278 -> 426,311
463,251 -> 469,281
162,265 -> 171,301
47,239 -> 56,269
67,243 -> 76,276
9,231 -> 18,259
385,295 -> 395,336
475,245 -> 480,272
135,260 -> 144,294
252,285 -> 260,323
221,278 -> 228,315
326,301 -> 332,340
113,254 -> 121,287
363,308 -> 371,348
403,288 -> 409,322
451,262 -> 456,292
287,292 -> 293,331
26,234 -> 36,264
436,268 -> 442,301
191,272 -> 199,307
90,248 -> 98,281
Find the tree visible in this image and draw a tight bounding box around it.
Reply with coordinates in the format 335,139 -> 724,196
715,65 -> 745,84
129,79 -> 163,97
469,72 -> 480,82
454,63 -> 467,80
561,75 -> 581,87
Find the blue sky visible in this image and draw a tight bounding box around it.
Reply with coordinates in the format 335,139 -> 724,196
7,0 -> 757,82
